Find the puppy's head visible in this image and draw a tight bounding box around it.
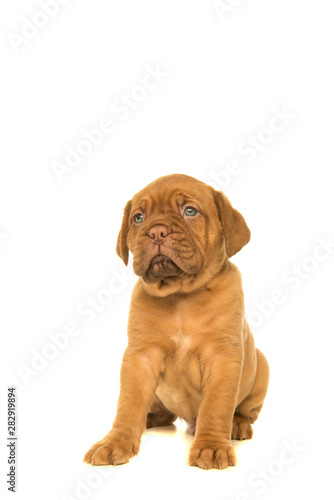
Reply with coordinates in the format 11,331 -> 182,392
116,174 -> 250,295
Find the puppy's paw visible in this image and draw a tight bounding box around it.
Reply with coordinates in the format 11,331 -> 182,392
84,434 -> 139,466
189,439 -> 236,470
231,414 -> 253,440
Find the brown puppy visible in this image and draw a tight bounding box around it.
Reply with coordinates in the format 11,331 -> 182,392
84,174 -> 269,470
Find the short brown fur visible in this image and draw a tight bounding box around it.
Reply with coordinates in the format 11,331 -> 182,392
84,174 -> 269,470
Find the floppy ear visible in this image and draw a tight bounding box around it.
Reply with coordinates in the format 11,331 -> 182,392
116,200 -> 132,265
213,191 -> 251,257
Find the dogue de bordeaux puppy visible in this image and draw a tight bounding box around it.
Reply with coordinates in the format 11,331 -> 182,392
84,174 -> 269,470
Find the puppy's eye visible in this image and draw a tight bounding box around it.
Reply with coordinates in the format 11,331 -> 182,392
184,206 -> 197,217
134,213 -> 144,224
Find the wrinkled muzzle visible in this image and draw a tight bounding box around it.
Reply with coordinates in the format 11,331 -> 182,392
132,218 -> 204,283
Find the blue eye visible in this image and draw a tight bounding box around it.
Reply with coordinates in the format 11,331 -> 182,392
134,213 -> 144,224
184,207 -> 197,217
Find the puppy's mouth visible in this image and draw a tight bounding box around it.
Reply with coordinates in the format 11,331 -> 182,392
144,254 -> 184,283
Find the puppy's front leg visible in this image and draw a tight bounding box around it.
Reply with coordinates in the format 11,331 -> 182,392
84,347 -> 163,466
189,357 -> 242,470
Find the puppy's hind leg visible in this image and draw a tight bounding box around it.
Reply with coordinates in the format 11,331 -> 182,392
146,395 -> 177,429
232,348 -> 269,440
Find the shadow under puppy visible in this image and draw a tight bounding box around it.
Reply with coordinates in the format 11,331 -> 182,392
84,174 -> 269,470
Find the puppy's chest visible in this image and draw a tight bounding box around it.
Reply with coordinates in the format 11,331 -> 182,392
161,313 -> 203,390
156,325 -> 202,420
166,309 -> 196,360
162,305 -> 207,361
170,327 -> 192,360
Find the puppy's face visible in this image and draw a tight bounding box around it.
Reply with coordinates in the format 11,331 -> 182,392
117,174 -> 250,294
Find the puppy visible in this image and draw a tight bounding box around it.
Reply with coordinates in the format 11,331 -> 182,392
84,174 -> 269,470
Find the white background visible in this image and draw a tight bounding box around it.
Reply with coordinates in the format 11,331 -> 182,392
1,1 -> 334,499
